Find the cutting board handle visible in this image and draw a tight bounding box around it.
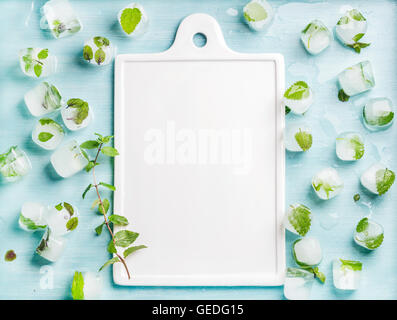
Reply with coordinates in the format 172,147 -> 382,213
168,13 -> 229,56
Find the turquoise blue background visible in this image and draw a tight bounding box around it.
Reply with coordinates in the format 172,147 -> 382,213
1,0 -> 397,300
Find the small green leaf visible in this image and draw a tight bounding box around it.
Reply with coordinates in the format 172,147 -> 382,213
350,9 -> 366,21
107,240 -> 117,254
37,49 -> 49,60
55,203 -> 63,211
365,233 -> 384,250
123,245 -> 147,258
99,257 -> 120,271
356,217 -> 369,233
101,146 -> 119,157
82,184 -> 93,199
295,129 -> 312,151
284,81 -> 310,100
38,132 -> 54,142
349,135 -> 364,160
93,36 -> 110,47
66,217 -> 78,231
338,89 -> 350,102
340,259 -> 362,271
98,199 -> 110,215
95,223 -> 104,235
83,45 -> 93,61
354,194 -> 360,202
85,161 -> 98,172
352,33 -> 365,42
109,214 -> 129,226
91,199 -> 100,210
19,214 -> 46,230
80,140 -> 100,150
376,112 -> 394,126
120,7 -> 142,35
63,202 -> 74,216
95,48 -> 106,65
244,2 -> 268,22
308,267 -> 326,283
285,106 -> 291,115
4,250 -> 16,262
376,168 -> 395,195
114,230 -> 139,247
288,204 -> 311,236
99,182 -> 116,191
34,64 -> 42,78
71,271 -> 84,300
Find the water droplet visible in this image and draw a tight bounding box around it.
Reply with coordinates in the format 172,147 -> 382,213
226,8 -> 238,17
320,212 -> 339,230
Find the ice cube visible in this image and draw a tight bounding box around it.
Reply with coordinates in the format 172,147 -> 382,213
83,272 -> 103,300
19,48 -> 57,78
284,204 -> 312,236
51,140 -> 89,178
36,229 -> 66,262
61,98 -> 93,131
301,20 -> 332,55
360,163 -> 395,195
293,237 -> 322,267
284,267 -> 314,300
83,36 -> 115,66
0,146 -> 32,182
19,202 -> 47,232
32,118 -> 65,150
335,9 -> 369,53
40,0 -> 82,39
243,0 -> 274,32
283,81 -> 314,115
354,217 -> 384,250
24,82 -> 64,117
336,132 -> 364,161
43,202 -> 78,236
332,258 -> 362,290
338,61 -> 375,101
363,98 -> 394,131
312,167 -> 344,200
118,3 -> 149,37
285,123 -> 312,152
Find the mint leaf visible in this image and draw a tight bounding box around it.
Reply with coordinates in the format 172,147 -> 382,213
356,217 -> 369,233
95,223 -> 104,236
99,182 -> 116,191
82,184 -> 93,199
307,267 -> 326,283
99,257 -> 120,271
66,217 -> 78,231
95,48 -> 106,65
288,205 -> 311,236
376,168 -> 395,195
67,99 -> 89,125
98,198 -> 110,215
376,112 -> 394,126
284,81 -> 310,100
350,9 -> 366,21
20,214 -> 46,230
83,45 -> 93,61
85,161 -> 98,172
63,202 -> 74,216
93,36 -> 110,47
340,259 -> 362,271
347,42 -> 370,53
120,8 -> 142,35
114,230 -> 139,247
34,64 -> 42,78
338,89 -> 350,102
123,245 -> 147,258
354,193 -> 360,202
109,214 -> 128,226
244,2 -> 267,22
337,16 -> 349,25
37,49 -> 48,60
39,118 -> 56,126
80,140 -> 100,150
108,240 -> 117,254
313,181 -> 334,199
365,233 -> 384,250
101,146 -> 119,157
55,203 -> 63,211
71,271 -> 84,300
349,135 -> 364,160
295,129 -> 312,151
4,250 -> 16,262
285,106 -> 291,115
38,132 -> 54,142
352,33 -> 365,42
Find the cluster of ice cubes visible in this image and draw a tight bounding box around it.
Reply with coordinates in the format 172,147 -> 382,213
336,132 -> 364,161
83,37 -> 115,66
312,167 -> 344,200
363,98 -> 394,131
40,0 -> 82,39
118,3 -> 149,37
354,217 -> 384,250
19,48 -> 57,78
301,20 -> 332,55
243,0 -> 274,32
0,146 -> 32,183
19,201 -> 78,262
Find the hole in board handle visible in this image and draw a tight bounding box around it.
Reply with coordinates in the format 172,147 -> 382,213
192,33 -> 207,48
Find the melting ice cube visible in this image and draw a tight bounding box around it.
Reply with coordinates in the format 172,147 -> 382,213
284,268 -> 314,300
36,229 -> 66,262
19,202 -> 47,232
354,217 -> 384,250
32,118 -> 65,150
284,204 -> 312,236
83,36 -> 115,66
312,167 -> 344,200
338,61 -> 375,101
61,98 -> 93,131
40,0 -> 82,39
285,123 -> 312,152
333,258 -> 362,290
0,146 -> 32,182
301,20 -> 332,55
363,98 -> 394,131
24,82 -> 64,117
243,0 -> 274,32
336,132 -> 364,161
283,81 -> 314,115
19,48 -> 57,78
360,163 -> 395,195
293,237 -> 322,267
43,202 -> 79,236
50,140 -> 89,178
83,272 -> 103,300
118,3 -> 149,37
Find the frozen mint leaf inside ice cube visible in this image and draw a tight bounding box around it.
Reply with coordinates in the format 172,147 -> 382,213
356,217 -> 369,233
38,132 -> 54,142
71,271 -> 84,300
376,168 -> 395,195
288,205 -> 311,236
244,2 -> 267,22
295,129 -> 312,151
83,45 -> 93,61
350,136 -> 364,160
120,8 -> 142,35
340,259 -> 362,271
37,49 -> 48,60
284,81 -> 310,100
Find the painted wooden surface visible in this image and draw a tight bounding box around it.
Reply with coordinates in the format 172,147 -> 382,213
0,0 -> 397,300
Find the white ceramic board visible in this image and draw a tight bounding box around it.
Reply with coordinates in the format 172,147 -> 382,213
113,13 -> 285,286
